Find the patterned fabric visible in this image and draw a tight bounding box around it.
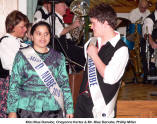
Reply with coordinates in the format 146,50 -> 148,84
7,47 -> 73,115
0,77 -> 9,118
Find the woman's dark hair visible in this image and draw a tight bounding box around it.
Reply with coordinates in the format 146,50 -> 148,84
30,21 -> 51,35
89,3 -> 117,29
5,10 -> 29,33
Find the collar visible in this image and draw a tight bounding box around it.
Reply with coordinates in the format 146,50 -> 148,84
97,31 -> 120,49
6,33 -> 23,42
42,6 -> 49,14
55,12 -> 63,20
6,33 -> 18,39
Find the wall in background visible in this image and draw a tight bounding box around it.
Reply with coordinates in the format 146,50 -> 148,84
117,13 -> 129,35
18,0 -> 27,15
0,0 -> 18,37
0,0 -> 27,37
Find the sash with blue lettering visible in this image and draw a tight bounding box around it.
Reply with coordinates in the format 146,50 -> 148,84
21,47 -> 65,117
87,37 -> 120,118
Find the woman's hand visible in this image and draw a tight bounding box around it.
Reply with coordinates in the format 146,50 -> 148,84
8,112 -> 17,118
66,114 -> 74,118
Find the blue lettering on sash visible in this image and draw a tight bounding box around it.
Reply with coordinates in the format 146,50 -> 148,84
89,67 -> 95,73
89,82 -> 97,87
89,72 -> 96,78
47,78 -> 56,87
29,56 -> 41,63
41,71 -> 56,88
89,77 -> 96,82
88,58 -> 98,87
44,74 -> 52,82
41,71 -> 49,79
88,58 -> 93,62
88,58 -> 94,68
35,62 -> 44,70
88,62 -> 94,68
52,87 -> 60,97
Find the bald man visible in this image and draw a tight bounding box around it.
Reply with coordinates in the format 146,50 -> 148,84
129,0 -> 150,23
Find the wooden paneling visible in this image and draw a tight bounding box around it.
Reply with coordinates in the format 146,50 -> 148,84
117,100 -> 157,118
68,71 -> 157,117
0,0 -> 18,37
90,0 -> 157,13
69,71 -> 83,108
117,83 -> 157,118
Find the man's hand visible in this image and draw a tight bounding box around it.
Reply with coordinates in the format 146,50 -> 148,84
71,19 -> 80,29
148,34 -> 157,49
87,44 -> 98,59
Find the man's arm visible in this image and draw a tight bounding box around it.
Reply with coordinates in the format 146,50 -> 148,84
143,18 -> 157,48
60,19 -> 80,36
87,44 -> 105,78
87,44 -> 129,84
148,34 -> 157,48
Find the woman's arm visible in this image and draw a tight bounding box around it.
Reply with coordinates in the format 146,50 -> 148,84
7,52 -> 24,115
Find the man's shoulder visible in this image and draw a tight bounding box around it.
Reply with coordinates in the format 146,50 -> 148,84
130,8 -> 138,13
146,9 -> 150,13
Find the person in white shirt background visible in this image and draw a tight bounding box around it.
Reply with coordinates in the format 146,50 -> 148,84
0,10 -> 29,118
129,0 -> 150,24
54,0 -> 85,73
33,0 -> 52,25
141,2 -> 157,84
128,0 -> 150,84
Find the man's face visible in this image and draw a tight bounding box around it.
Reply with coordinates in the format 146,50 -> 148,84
90,18 -> 104,37
55,2 -> 68,16
139,2 -> 148,13
44,3 -> 52,12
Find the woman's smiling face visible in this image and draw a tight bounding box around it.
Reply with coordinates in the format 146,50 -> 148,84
32,25 -> 50,49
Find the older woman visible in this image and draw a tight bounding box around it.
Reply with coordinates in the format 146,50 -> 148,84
0,10 -> 29,118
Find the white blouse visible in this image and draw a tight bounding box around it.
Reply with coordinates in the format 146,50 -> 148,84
0,33 -> 27,74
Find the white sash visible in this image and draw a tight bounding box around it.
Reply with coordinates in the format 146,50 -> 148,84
87,37 -> 120,118
21,47 -> 65,117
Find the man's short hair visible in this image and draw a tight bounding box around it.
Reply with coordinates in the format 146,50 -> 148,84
55,0 -> 65,4
89,3 -> 117,29
38,0 -> 51,5
5,10 -> 29,33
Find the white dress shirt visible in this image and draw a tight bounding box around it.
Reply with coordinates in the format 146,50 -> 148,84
0,33 -> 27,74
55,12 -> 72,39
142,10 -> 157,36
84,31 -> 129,85
129,8 -> 150,23
33,6 -> 52,25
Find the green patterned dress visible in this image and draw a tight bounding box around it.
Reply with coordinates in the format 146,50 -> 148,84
7,47 -> 73,116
